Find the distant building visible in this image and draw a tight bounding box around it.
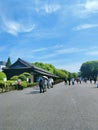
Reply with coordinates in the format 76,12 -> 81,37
0,61 -> 6,71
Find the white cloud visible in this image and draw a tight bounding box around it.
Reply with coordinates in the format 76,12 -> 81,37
35,3 -> 61,14
39,53 -> 58,60
56,48 -> 78,54
56,47 -> 86,54
44,4 -> 61,13
31,45 -> 63,53
56,62 -> 82,72
72,0 -> 98,18
2,19 -> 35,36
85,0 -> 98,13
9,47 -> 35,61
74,24 -> 98,30
86,51 -> 98,56
32,48 -> 47,53
9,44 -> 63,62
34,47 -> 86,61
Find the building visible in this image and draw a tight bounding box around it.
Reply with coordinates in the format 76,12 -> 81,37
0,61 -> 6,71
3,58 -> 58,82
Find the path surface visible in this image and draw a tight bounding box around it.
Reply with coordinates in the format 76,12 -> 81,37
0,82 -> 98,130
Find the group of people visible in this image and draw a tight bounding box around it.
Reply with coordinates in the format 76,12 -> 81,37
64,77 -> 82,85
38,76 -> 54,93
64,76 -> 98,86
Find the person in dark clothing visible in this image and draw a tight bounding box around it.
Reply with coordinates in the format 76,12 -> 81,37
94,77 -> 97,84
39,78 -> 44,93
67,78 -> 71,85
64,78 -> 67,85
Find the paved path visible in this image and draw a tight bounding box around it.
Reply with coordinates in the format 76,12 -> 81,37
0,82 -> 98,130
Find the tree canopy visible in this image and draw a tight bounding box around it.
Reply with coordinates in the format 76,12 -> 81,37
6,57 -> 11,67
33,62 -> 55,74
80,61 -> 98,78
33,62 -> 77,79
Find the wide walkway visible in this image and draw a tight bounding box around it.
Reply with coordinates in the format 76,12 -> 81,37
0,81 -> 98,130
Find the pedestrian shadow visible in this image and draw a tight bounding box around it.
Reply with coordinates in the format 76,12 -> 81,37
26,90 -> 40,95
26,88 -> 40,95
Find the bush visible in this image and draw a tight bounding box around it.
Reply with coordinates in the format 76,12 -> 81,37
54,79 -> 63,84
21,81 -> 27,88
0,72 -> 7,80
18,74 -> 27,81
0,80 -> 4,92
10,76 -> 18,81
6,80 -> 17,91
23,72 -> 32,78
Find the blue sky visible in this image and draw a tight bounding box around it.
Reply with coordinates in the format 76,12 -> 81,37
0,0 -> 98,72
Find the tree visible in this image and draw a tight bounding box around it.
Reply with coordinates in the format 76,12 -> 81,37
80,61 -> 98,79
6,57 -> 11,67
33,62 -> 69,78
54,69 -> 68,78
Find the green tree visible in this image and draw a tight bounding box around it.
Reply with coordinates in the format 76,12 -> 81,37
71,72 -> 78,78
33,62 -> 69,79
80,61 -> 98,78
6,57 -> 11,67
33,62 -> 56,74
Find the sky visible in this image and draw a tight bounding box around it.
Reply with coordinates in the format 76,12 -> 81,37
0,0 -> 98,72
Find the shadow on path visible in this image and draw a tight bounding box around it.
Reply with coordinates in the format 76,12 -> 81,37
26,87 -> 40,95
26,90 -> 40,95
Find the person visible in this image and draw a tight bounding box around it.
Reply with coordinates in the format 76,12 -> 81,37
49,78 -> 54,88
64,78 -> 67,85
47,78 -> 54,88
17,79 -> 23,90
79,77 -> 82,84
43,78 -> 48,92
96,75 -> 98,88
71,78 -> 75,85
84,77 -> 87,83
67,77 -> 71,85
94,76 -> 97,84
76,78 -> 79,84
39,78 -> 44,93
47,78 -> 52,89
89,77 -> 92,83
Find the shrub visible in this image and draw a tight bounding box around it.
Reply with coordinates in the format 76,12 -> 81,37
6,80 -> 17,91
0,80 -> 4,92
18,74 -> 27,81
23,72 -> 32,78
27,82 -> 38,87
0,72 -> 7,80
21,81 -> 27,88
10,76 -> 18,81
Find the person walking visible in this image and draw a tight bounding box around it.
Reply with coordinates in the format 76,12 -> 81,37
68,77 -> 71,85
39,78 -> 44,93
64,78 -> 67,85
71,78 -> 75,85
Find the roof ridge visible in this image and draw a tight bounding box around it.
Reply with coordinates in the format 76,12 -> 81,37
17,58 -> 33,67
